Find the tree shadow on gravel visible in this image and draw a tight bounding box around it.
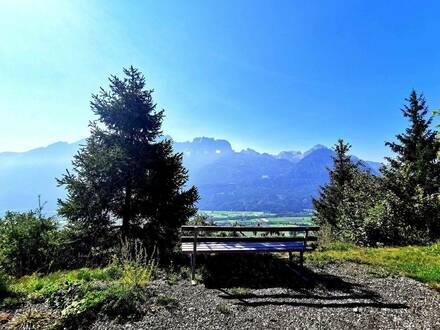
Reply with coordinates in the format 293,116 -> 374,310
199,254 -> 407,310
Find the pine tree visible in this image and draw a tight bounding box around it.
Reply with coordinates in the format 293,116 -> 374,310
434,108 -> 440,159
313,139 -> 359,231
381,90 -> 440,242
57,67 -> 199,258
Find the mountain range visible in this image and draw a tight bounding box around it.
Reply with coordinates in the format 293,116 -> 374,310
0,137 -> 382,214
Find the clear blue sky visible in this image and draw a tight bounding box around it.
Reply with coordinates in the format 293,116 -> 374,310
1,0 -> 439,161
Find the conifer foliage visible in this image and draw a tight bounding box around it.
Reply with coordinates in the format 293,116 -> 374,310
314,90 -> 440,246
380,90 -> 440,243
58,67 -> 198,258
313,139 -> 359,230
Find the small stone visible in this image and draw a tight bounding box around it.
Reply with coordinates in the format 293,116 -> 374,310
0,312 -> 11,323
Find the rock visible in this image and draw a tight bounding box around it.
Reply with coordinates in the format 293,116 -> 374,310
0,312 -> 11,323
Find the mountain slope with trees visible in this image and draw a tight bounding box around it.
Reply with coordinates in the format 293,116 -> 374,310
0,139 -> 381,214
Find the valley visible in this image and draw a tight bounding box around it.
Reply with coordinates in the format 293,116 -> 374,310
200,210 -> 313,226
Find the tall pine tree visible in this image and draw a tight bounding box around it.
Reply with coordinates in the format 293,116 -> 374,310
57,67 -> 198,258
381,90 -> 440,242
313,139 -> 359,231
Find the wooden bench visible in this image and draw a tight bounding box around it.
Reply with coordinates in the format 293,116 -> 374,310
180,225 -> 320,284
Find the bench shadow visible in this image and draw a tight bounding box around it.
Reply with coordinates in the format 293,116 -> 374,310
199,254 -> 407,310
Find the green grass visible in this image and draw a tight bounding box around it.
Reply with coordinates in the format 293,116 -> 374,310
307,242 -> 440,290
10,266 -> 123,300
1,262 -> 156,328
229,287 -> 253,297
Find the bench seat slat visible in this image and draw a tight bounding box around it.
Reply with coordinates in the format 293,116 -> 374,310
181,241 -> 309,253
181,236 -> 317,243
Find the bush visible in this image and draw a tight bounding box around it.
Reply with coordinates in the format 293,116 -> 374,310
0,210 -> 61,276
0,270 -> 11,299
115,239 -> 156,288
58,284 -> 149,328
54,222 -> 120,270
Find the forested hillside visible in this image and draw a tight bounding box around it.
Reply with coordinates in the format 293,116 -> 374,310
0,138 -> 381,214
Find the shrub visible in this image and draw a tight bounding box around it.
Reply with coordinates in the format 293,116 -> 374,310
10,265 -> 154,328
54,222 -> 120,270
115,239 -> 156,288
0,270 -> 11,299
165,272 -> 179,285
216,303 -> 232,315
119,261 -> 155,288
0,210 -> 61,276
156,295 -> 178,307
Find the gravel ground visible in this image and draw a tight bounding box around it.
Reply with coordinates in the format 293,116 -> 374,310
91,263 -> 440,330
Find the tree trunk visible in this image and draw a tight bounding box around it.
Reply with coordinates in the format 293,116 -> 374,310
122,183 -> 132,237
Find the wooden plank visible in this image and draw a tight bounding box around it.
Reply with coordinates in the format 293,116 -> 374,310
182,242 -> 304,249
186,243 -> 305,249
181,225 -> 320,232
181,246 -> 314,254
181,241 -> 310,253
181,236 -> 318,243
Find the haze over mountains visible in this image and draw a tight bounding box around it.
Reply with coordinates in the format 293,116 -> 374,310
0,137 -> 381,214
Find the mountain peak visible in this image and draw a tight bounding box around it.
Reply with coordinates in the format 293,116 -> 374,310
240,148 -> 260,155
190,137 -> 232,151
310,144 -> 328,151
276,150 -> 302,163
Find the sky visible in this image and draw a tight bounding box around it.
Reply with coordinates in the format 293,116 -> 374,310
0,0 -> 439,161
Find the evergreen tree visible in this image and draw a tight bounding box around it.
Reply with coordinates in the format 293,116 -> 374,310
338,171 -> 381,245
380,90 -> 440,242
57,67 -> 198,258
313,139 -> 359,231
434,108 -> 440,159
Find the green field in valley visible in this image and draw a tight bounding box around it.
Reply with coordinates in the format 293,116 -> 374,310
199,210 -> 313,227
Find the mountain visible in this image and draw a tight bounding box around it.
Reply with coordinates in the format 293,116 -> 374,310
0,137 -> 382,214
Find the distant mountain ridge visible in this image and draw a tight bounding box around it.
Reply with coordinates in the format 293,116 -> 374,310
0,137 -> 382,214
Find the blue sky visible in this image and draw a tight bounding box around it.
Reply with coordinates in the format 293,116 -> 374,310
0,0 -> 439,161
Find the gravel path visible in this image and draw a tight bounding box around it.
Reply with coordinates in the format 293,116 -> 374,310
92,263 -> 440,330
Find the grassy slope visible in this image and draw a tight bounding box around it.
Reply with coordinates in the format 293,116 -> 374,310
306,242 -> 440,291
1,264 -> 158,328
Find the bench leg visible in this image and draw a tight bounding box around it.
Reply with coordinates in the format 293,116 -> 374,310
190,253 -> 196,285
288,252 -> 293,265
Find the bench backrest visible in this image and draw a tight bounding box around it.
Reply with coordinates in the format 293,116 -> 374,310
181,225 -> 320,247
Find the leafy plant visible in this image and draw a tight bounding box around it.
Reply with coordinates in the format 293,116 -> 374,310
165,272 -> 179,285
0,270 -> 11,299
156,295 -> 178,307
57,285 -> 149,328
116,239 -> 156,288
229,287 -> 253,297
216,303 -> 232,315
0,210 -> 60,276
